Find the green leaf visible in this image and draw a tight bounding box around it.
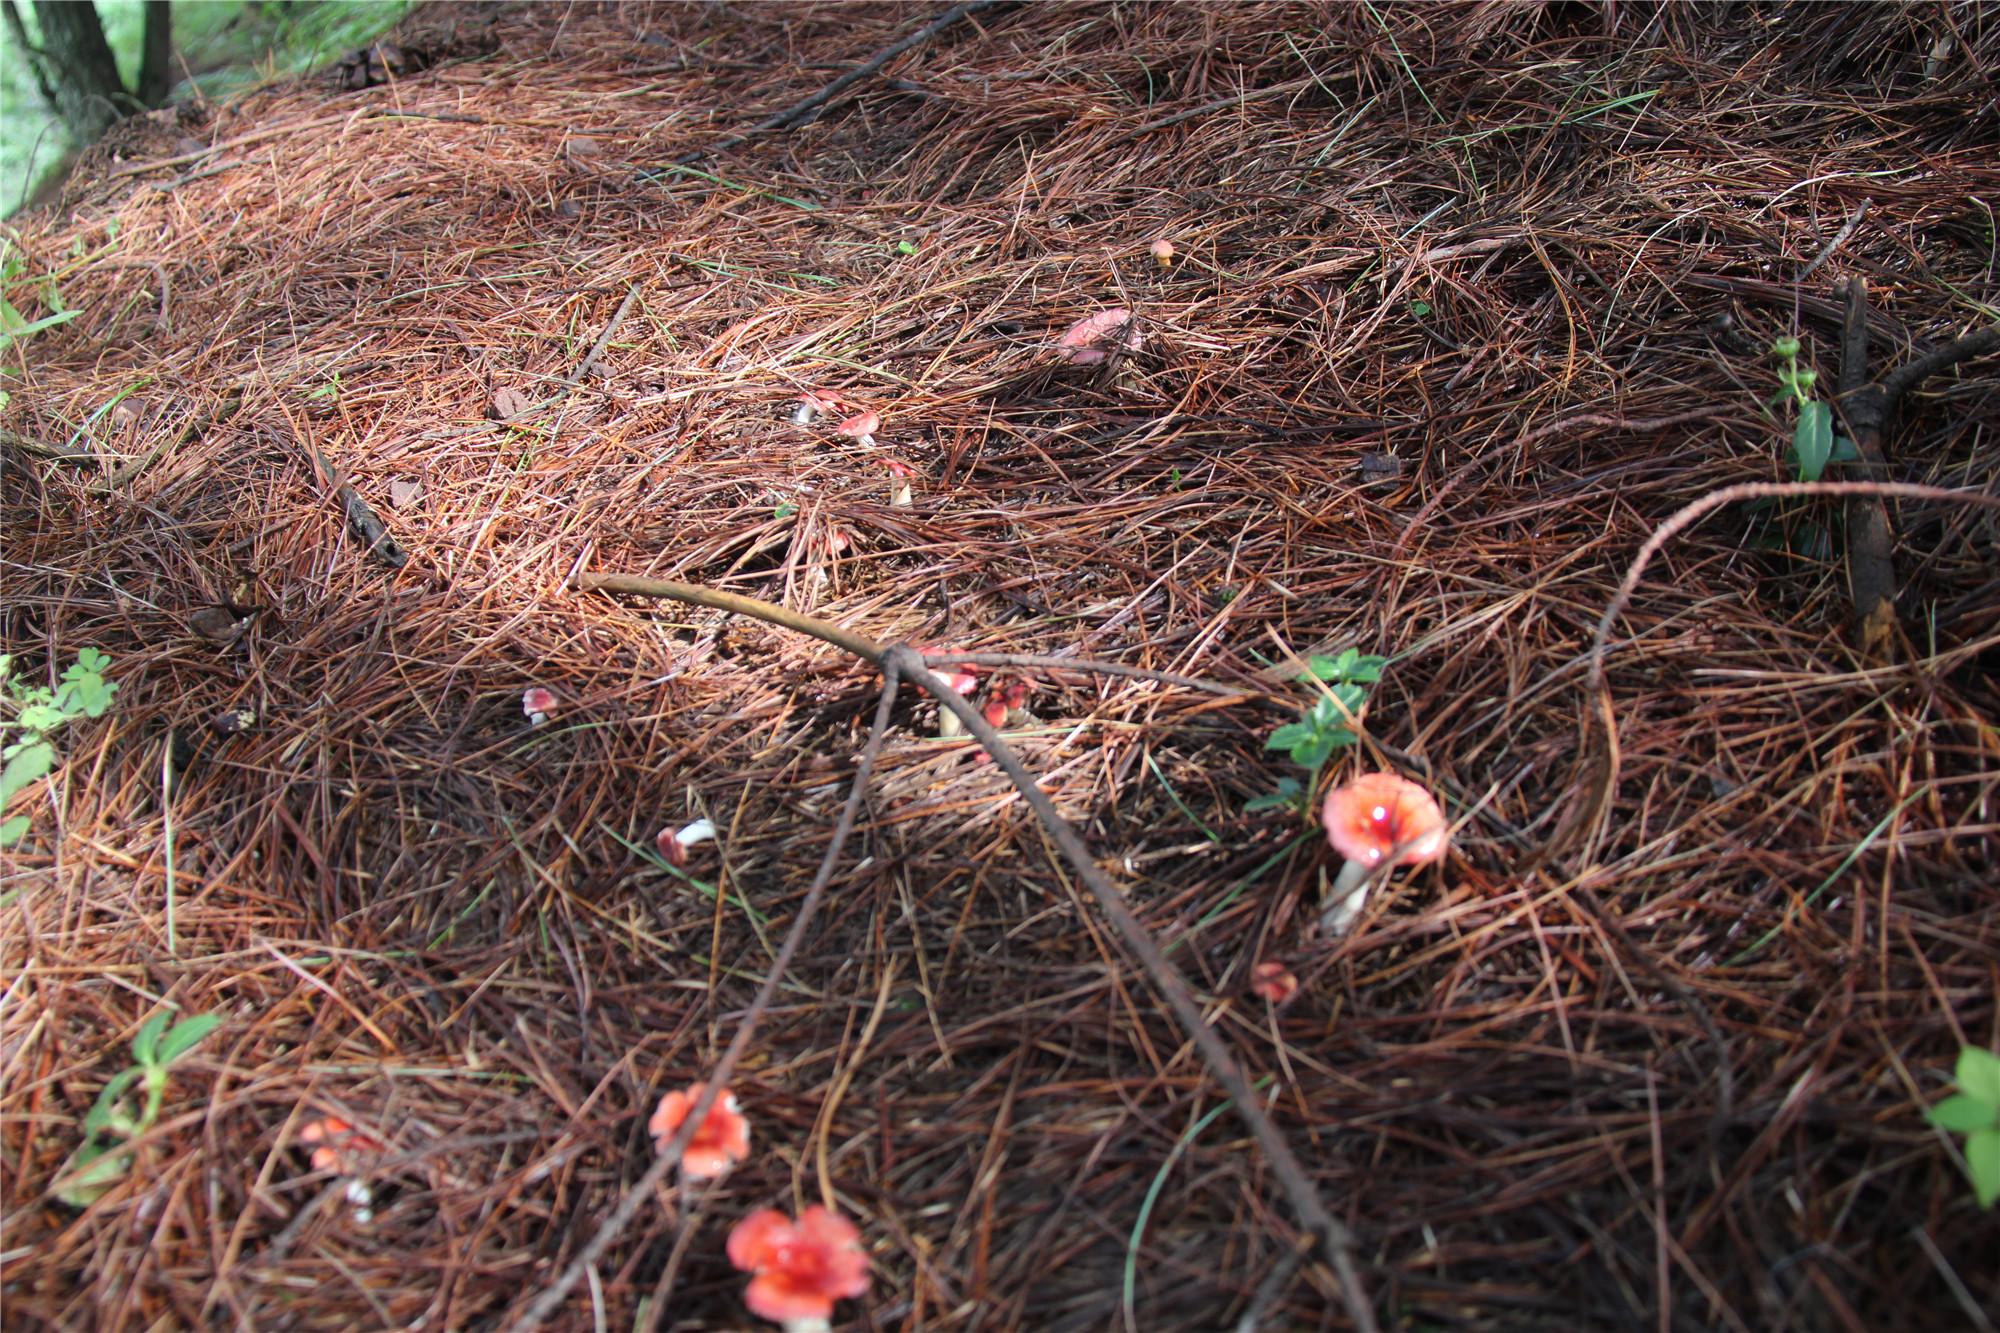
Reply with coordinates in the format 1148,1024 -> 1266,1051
1968,1126 -> 2000,1209
1927,1093 -> 2000,1134
1291,733 -> 1336,771
83,1067 -> 143,1135
1828,435 -> 1861,465
13,703 -> 68,732
0,815 -> 28,845
155,1013 -> 220,1066
53,1140 -> 132,1208
1957,1047 -> 2000,1104
1265,722 -> 1313,751
773,502 -> 798,519
0,302 -> 80,345
0,742 -> 54,805
131,1010 -> 173,1066
1244,778 -> 1304,813
896,240 -> 918,256
1409,300 -> 1431,317
1792,400 -> 1833,482
1308,695 -> 1340,728
1329,682 -> 1368,713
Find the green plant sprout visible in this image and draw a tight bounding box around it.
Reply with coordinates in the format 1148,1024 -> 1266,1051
1766,335 -> 1860,482
1,648 -> 117,847
1246,647 -> 1385,815
1926,1046 -> 2000,1209
0,240 -> 81,357
54,1007 -> 222,1207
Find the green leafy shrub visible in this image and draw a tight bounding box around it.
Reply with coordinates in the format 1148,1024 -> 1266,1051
55,1007 -> 221,1207
1927,1046 -> 2000,1209
1,648 -> 117,846
1246,647 -> 1386,815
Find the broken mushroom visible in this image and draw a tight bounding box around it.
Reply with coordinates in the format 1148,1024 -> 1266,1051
648,1081 -> 750,1179
791,389 -> 843,426
726,1205 -> 871,1329
1319,773 -> 1448,936
655,818 -> 717,867
1056,307 -> 1142,365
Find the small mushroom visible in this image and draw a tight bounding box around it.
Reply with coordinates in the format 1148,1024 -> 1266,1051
648,1081 -> 750,1179
1151,238 -> 1176,267
522,687 -> 557,725
884,458 -> 915,507
981,696 -> 1008,730
836,410 -> 880,449
1249,961 -> 1299,1004
1318,773 -> 1447,936
916,654 -> 980,738
655,818 -> 716,868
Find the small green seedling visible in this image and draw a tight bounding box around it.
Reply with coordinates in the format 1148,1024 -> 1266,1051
0,241 -> 81,356
1927,1045 -> 2000,1209
1766,336 -> 1860,483
895,239 -> 919,256
305,372 -> 343,402
1246,647 -> 1386,815
2,649 -> 117,847
54,1007 -> 222,1207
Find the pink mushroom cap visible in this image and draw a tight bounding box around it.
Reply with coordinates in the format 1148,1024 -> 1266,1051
1320,773 -> 1448,868
1057,308 -> 1142,365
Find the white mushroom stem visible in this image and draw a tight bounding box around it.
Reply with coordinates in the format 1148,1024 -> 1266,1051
672,819 -> 716,851
1319,858 -> 1372,936
781,1320 -> 832,1333
791,401 -> 820,425
854,432 -> 876,448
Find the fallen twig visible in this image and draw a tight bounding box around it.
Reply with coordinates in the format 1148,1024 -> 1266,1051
1836,277 -> 2000,656
1550,479 -> 2000,872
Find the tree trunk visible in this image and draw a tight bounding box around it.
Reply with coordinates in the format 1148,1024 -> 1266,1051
137,0 -> 171,108
15,1 -> 130,139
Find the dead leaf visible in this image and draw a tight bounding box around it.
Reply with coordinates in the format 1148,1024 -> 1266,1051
490,388 -> 533,421
389,479 -> 422,509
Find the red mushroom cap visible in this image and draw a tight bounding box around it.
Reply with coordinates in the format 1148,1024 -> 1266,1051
981,697 -> 1009,729
1249,961 -> 1299,1004
727,1206 -> 871,1323
648,1082 -> 751,1179
836,410 -> 881,438
522,687 -> 557,718
1057,308 -> 1142,365
297,1116 -> 382,1175
1320,773 -> 1447,868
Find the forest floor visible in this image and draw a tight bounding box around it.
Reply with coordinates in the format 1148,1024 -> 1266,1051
4,2 -> 1998,1329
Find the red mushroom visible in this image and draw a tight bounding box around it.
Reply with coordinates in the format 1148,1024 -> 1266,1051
522,687 -> 557,725
648,1082 -> 750,1179
835,410 -> 880,449
1057,308 -> 1142,365
726,1205 -> 871,1327
1318,773 -> 1448,936
981,696 -> 1008,730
